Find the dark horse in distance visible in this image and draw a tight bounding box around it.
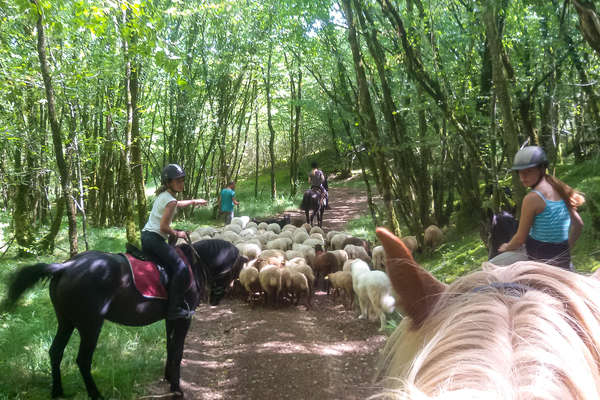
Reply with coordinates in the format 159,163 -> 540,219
300,178 -> 328,227
2,239 -> 244,399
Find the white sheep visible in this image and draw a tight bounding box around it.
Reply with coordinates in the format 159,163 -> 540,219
303,237 -> 325,249
329,250 -> 349,268
236,242 -> 262,260
309,226 -> 325,236
257,222 -> 269,230
331,233 -> 350,250
267,223 -> 281,234
293,229 -> 309,244
285,250 -> 304,260
301,223 -> 312,233
217,230 -> 241,244
245,221 -> 258,230
342,258 -> 354,272
289,263 -> 315,297
193,226 -> 217,237
372,245 -> 386,270
280,267 -> 311,308
325,271 -> 353,309
292,243 -> 316,266
309,232 -> 325,243
282,224 -> 297,232
224,223 -> 242,234
239,227 -> 258,239
356,270 -> 396,331
239,265 -> 261,302
266,237 -> 292,251
326,230 -> 342,246
231,216 -> 250,228
344,244 -> 371,264
257,231 -> 278,246
258,265 -> 282,306
285,257 -> 309,268
255,250 -> 285,270
278,230 -> 294,241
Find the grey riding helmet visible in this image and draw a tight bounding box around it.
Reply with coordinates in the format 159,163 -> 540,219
511,146 -> 548,170
161,164 -> 186,184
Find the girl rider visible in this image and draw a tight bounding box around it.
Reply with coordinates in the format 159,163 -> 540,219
493,146 -> 584,270
142,164 -> 207,319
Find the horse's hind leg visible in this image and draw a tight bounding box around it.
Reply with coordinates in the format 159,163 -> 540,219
49,321 -> 74,398
75,321 -> 104,400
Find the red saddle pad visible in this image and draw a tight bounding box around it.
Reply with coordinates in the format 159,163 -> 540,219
123,248 -> 193,299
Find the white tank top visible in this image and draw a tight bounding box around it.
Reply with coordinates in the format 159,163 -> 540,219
142,191 -> 177,239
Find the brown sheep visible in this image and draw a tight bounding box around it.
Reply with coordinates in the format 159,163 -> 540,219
424,225 -> 444,253
342,236 -> 371,256
312,250 -> 340,291
400,236 -> 419,254
325,271 -> 353,309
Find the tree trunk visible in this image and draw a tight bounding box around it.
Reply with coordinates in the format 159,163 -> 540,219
482,2 -> 526,207
264,42 -> 277,201
32,0 -> 78,257
341,0 -> 401,236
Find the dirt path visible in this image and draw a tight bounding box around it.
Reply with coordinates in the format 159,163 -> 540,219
147,185 -> 387,399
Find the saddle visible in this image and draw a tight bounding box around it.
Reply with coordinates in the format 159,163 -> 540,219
123,243 -> 192,299
311,186 -> 327,205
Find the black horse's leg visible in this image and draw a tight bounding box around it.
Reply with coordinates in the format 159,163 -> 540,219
165,318 -> 191,394
305,209 -> 310,225
49,321 -> 74,398
75,320 -> 105,400
164,319 -> 176,382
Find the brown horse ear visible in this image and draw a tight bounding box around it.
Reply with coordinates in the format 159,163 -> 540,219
376,227 -> 447,326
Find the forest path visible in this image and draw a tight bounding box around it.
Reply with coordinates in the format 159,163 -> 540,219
147,185 -> 387,400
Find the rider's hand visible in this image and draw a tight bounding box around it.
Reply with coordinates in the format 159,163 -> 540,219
498,243 -> 509,253
177,230 -> 187,239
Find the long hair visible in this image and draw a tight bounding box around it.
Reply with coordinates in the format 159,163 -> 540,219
545,173 -> 585,209
376,262 -> 600,399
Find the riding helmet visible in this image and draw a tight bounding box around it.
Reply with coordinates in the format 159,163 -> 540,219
161,164 -> 185,184
511,146 -> 548,170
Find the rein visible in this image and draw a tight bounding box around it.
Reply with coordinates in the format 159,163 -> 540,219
181,233 -> 209,300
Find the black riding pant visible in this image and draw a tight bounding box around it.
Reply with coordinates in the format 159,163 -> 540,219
141,230 -> 190,294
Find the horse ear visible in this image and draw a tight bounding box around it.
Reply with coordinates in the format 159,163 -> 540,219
375,227 -> 447,326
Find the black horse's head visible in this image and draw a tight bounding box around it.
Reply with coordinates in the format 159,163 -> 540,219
188,240 -> 245,306
488,211 -> 518,259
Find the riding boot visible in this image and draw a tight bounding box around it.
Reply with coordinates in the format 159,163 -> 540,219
166,271 -> 193,320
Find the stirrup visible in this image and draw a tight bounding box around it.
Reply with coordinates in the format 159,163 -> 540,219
167,303 -> 194,320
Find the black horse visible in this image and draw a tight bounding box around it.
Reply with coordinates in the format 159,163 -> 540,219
300,186 -> 326,227
487,211 -> 518,259
2,239 -> 244,399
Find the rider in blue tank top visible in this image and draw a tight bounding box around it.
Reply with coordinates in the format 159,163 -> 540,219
495,146 -> 585,270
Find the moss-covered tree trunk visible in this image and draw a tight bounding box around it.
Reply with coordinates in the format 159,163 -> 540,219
32,0 -> 78,257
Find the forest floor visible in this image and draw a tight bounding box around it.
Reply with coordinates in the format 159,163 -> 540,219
145,184 -> 390,399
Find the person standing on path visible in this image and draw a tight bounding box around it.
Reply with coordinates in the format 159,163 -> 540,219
220,181 -> 239,225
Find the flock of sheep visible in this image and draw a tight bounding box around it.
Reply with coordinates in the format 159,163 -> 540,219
185,216 -> 444,331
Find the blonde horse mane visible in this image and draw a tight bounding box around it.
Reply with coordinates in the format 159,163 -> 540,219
375,261 -> 600,399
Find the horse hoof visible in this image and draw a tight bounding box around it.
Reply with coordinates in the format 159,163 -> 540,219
171,390 -> 184,398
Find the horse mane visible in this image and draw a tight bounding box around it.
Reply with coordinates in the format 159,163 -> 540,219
376,261 -> 600,399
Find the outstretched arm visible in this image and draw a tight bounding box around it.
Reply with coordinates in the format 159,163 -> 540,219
177,199 -> 207,208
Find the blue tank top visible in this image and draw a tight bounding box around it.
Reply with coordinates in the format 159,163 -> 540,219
529,190 -> 570,243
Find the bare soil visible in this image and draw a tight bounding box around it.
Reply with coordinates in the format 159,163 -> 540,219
146,185 -> 388,399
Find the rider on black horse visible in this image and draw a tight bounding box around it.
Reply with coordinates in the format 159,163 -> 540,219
141,164 -> 208,319
308,161 -> 328,209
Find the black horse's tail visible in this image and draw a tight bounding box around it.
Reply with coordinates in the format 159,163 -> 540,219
300,190 -> 312,211
2,263 -> 64,310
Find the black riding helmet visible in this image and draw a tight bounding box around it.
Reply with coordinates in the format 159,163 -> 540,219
161,164 -> 185,185
511,146 -> 548,171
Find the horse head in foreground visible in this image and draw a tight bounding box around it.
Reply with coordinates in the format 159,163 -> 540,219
375,227 -> 600,399
2,239 -> 244,399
